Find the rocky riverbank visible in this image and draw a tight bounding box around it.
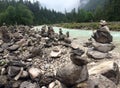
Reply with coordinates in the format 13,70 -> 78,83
0,25 -> 120,88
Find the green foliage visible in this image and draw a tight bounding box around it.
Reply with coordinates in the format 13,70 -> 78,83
0,6 -> 16,24
0,0 -> 120,25
0,3 -> 33,25
15,4 -> 34,25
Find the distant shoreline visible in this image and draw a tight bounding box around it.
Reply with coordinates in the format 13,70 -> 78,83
53,22 -> 120,31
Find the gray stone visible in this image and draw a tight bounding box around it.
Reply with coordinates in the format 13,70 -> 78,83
89,75 -> 117,88
40,72 -> 55,86
50,47 -> 61,58
14,67 -> 23,80
56,62 -> 88,86
20,81 -> 39,88
12,81 -> 22,88
0,75 -> 7,86
92,30 -> 113,43
73,75 -> 117,88
89,61 -> 119,84
64,38 -> 71,44
8,66 -> 21,77
1,43 -> 11,49
93,42 -> 115,53
30,47 -> 43,58
21,71 -> 29,78
70,55 -> 88,66
87,49 -> 110,59
0,48 -> 4,53
8,45 -> 19,51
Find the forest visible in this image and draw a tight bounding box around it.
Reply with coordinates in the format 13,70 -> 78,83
0,0 -> 120,25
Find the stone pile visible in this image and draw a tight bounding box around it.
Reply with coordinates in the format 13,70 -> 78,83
84,20 -> 120,87
0,25 -> 73,88
0,24 -> 119,88
87,20 -> 115,59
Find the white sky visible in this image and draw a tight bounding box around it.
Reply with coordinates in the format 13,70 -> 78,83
31,0 -> 80,12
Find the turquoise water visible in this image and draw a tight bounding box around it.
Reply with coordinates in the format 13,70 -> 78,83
34,26 -> 120,43
53,27 -> 120,43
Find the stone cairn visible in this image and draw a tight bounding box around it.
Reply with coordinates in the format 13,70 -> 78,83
56,48 -> 88,87
85,20 -> 120,87
87,20 -> 115,59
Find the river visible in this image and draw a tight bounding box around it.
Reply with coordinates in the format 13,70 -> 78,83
34,26 -> 120,52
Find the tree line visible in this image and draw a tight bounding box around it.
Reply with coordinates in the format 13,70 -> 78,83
0,0 -> 67,25
0,0 -> 120,25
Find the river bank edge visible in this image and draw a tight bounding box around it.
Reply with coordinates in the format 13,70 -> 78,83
53,22 -> 120,31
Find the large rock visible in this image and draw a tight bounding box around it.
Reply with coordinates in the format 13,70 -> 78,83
29,47 -> 43,58
56,62 -> 88,86
87,49 -> 110,59
73,75 -> 117,88
89,61 -> 119,84
92,30 -> 113,43
20,81 -> 39,88
93,42 -> 115,53
8,66 -> 21,77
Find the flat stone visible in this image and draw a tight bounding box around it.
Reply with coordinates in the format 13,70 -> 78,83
1,43 -> 11,49
71,48 -> 84,56
93,42 -> 115,53
87,49 -> 110,59
8,45 -> 19,51
64,38 -> 71,44
73,75 -> 117,88
50,47 -> 61,58
20,81 -> 39,88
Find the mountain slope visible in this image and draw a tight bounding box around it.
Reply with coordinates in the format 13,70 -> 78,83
82,0 -> 108,10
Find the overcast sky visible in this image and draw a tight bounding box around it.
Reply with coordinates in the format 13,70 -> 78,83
31,0 -> 80,12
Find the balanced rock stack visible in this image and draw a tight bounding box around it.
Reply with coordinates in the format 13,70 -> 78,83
87,20 -> 115,59
55,47 -> 118,88
56,48 -> 89,87
85,20 -> 119,88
